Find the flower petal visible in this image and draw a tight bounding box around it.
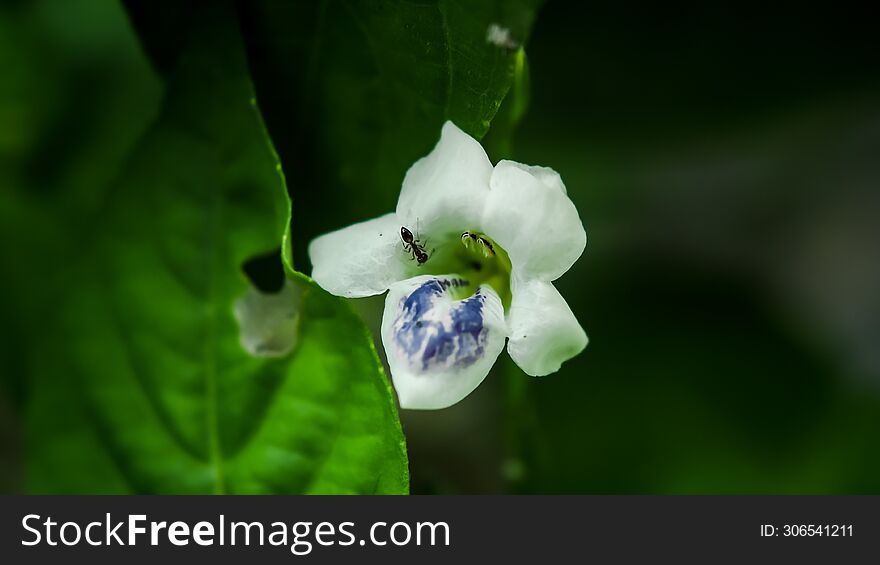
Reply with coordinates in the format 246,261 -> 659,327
382,274 -> 507,409
495,160 -> 568,195
396,121 -> 493,236
482,160 -> 586,281
507,277 -> 587,376
308,213 -> 414,297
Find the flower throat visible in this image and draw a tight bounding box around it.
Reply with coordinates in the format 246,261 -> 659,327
447,231 -> 512,308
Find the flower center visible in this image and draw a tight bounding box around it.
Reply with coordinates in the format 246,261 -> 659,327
443,231 -> 512,308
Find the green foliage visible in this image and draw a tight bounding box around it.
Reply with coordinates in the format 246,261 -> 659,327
3,0 -> 545,494
238,0 -> 543,265
24,3 -> 407,494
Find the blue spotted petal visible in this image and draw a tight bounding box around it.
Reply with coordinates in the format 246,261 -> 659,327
381,275 -> 507,410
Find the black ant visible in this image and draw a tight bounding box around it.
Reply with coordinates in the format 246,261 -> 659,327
461,231 -> 496,257
401,226 -> 429,265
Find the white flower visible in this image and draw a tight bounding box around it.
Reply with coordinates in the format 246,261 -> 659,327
308,121 -> 588,410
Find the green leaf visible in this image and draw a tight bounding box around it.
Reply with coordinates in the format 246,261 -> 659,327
27,4 -> 408,494
238,0 -> 543,265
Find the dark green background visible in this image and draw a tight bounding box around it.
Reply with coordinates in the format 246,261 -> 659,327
2,0 -> 879,493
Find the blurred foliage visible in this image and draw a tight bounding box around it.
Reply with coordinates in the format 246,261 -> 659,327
2,0 -> 879,495
498,1 -> 880,494
1,0 -> 166,492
